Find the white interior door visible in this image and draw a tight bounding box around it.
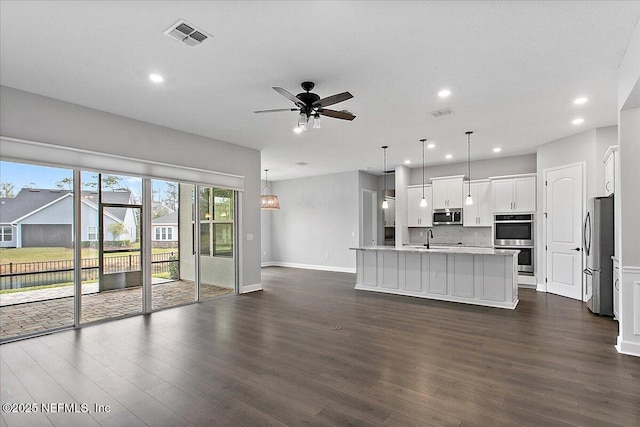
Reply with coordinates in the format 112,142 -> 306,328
545,163 -> 584,300
361,189 -> 377,246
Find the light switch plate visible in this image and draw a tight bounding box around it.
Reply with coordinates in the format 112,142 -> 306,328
247,234 -> 254,241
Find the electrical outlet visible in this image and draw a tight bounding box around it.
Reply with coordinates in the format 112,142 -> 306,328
263,251 -> 267,256
247,234 -> 254,241
351,231 -> 356,237
325,253 -> 329,259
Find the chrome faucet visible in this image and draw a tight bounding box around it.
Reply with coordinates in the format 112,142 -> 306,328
424,229 -> 434,249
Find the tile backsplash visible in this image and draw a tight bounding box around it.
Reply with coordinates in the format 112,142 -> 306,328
408,225 -> 492,247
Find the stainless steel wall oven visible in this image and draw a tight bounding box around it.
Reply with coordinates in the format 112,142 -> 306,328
494,214 -> 534,246
494,214 -> 534,274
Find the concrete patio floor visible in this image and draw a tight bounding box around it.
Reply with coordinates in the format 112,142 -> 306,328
0,281 -> 233,340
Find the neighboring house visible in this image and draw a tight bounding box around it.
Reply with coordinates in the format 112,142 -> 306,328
152,211 -> 178,246
0,188 -> 136,248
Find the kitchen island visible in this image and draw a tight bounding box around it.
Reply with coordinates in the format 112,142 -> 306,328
351,246 -> 519,309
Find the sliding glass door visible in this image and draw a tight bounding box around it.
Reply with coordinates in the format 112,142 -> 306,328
0,160 -> 238,341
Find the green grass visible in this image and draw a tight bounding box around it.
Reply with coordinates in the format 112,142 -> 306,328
0,246 -> 178,264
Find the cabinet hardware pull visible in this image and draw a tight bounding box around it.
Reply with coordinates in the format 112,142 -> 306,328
615,278 -> 619,290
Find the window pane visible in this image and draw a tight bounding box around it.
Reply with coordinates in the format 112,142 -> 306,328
200,222 -> 210,256
0,161 -> 75,340
167,227 -> 173,240
213,223 -> 233,257
199,188 -> 210,220
213,188 -> 233,221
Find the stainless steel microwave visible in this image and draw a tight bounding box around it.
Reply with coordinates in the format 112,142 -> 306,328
433,209 -> 462,225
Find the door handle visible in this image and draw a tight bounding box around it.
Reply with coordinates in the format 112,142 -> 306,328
572,247 -> 581,251
583,268 -> 592,276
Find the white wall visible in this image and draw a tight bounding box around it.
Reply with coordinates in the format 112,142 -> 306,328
0,86 -> 262,291
408,154 -> 536,185
269,171 -> 359,272
616,19 -> 640,357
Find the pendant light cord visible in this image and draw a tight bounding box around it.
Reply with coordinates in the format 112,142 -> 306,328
382,146 -> 388,195
465,131 -> 473,196
420,139 -> 426,199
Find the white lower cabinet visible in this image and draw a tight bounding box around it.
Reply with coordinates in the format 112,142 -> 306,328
354,248 -> 518,309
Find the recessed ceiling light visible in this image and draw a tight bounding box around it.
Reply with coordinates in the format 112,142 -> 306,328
572,118 -> 584,125
293,126 -> 304,134
445,154 -> 453,160
148,73 -> 164,83
404,160 -> 411,165
493,147 -> 502,153
438,89 -> 451,98
573,97 -> 588,105
427,143 -> 436,149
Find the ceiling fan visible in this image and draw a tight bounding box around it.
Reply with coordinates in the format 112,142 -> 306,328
254,81 -> 355,132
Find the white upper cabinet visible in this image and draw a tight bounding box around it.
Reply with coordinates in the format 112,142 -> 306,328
602,146 -> 618,196
407,186 -> 433,227
463,180 -> 492,226
490,174 -> 536,213
431,176 -> 464,209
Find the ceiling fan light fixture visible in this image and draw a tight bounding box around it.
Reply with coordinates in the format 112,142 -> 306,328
293,126 -> 304,134
297,111 -> 308,131
313,114 -> 321,129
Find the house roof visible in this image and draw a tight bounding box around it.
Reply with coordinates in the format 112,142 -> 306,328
0,188 -> 133,223
152,211 -> 178,225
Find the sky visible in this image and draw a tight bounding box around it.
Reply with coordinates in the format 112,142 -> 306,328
0,161 -> 174,204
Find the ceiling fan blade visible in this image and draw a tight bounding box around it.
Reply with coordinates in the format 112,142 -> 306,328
312,92 -> 353,108
273,87 -> 304,107
318,108 -> 356,121
254,108 -> 299,114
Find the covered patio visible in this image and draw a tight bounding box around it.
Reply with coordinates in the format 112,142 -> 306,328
0,281 -> 233,340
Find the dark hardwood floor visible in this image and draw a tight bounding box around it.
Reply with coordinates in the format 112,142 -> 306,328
1,267 -> 639,426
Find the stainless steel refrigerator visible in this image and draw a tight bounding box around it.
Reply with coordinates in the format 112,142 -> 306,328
584,195 -> 614,316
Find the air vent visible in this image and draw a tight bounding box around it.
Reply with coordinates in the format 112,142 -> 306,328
296,162 -> 309,166
430,108 -> 454,118
164,20 -> 210,47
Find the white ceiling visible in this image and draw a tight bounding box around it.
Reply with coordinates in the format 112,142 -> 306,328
1,1 -> 639,181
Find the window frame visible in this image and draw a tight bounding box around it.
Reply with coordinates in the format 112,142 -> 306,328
0,226 -> 13,242
198,187 -> 234,258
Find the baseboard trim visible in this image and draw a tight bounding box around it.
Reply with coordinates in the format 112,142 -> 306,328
240,283 -> 262,294
261,262 -> 275,267
616,336 -> 640,357
263,262 -> 356,274
536,283 -> 546,292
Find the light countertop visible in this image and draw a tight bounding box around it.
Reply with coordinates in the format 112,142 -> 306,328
350,245 -> 520,256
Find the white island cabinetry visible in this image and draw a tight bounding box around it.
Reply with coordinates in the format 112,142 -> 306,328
352,246 -> 519,309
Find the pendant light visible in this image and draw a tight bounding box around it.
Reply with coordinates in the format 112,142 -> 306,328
465,131 -> 473,206
381,146 -> 389,209
260,169 -> 280,210
420,139 -> 428,207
